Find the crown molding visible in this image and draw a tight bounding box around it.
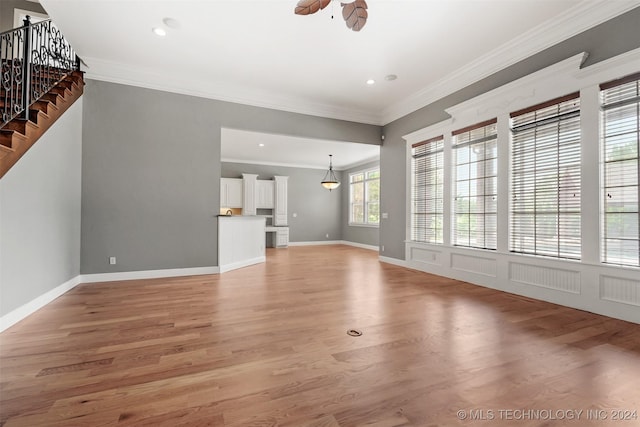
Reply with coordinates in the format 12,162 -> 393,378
381,1 -> 640,125
402,119 -> 452,146
445,48 -> 640,127
340,156 -> 380,171
221,158 -> 329,170
575,47 -> 640,82
82,57 -> 383,126
445,52 -> 587,126
79,1 -> 637,127
221,155 -> 379,171
404,47 -> 640,145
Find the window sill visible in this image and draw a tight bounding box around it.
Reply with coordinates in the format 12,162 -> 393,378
348,223 -> 379,228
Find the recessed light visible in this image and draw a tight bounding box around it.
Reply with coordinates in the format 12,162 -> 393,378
152,27 -> 166,37
163,17 -> 180,29
385,74 -> 398,81
258,143 -> 265,147
366,79 -> 375,85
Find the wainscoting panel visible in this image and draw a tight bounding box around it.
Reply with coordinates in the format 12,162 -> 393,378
509,262 -> 581,294
404,241 -> 640,323
600,275 -> 640,307
451,253 -> 497,277
409,246 -> 440,266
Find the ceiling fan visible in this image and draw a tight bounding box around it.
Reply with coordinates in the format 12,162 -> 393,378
295,0 -> 368,32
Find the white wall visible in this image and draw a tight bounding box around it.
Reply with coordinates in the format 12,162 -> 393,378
0,98 -> 83,330
398,51 -> 640,324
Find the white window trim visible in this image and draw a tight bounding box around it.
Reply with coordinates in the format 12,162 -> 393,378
400,49 -> 640,325
509,94 -> 582,260
410,135 -> 445,244
600,75 -> 640,267
452,119 -> 498,250
403,50 -> 640,254
348,166 -> 380,227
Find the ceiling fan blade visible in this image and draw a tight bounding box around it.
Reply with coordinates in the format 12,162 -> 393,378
295,0 -> 331,15
341,0 -> 368,31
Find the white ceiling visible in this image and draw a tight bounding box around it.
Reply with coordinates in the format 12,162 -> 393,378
37,0 -> 639,168
222,128 -> 379,170
39,0 -> 639,125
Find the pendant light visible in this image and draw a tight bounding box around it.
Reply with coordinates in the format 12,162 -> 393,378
321,154 -> 340,191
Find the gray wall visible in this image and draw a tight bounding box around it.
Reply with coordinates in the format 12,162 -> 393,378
380,7 -> 640,261
341,160 -> 380,248
0,98 -> 82,317
81,79 -> 380,274
81,80 -> 220,274
221,162 -> 342,243
0,0 -> 47,32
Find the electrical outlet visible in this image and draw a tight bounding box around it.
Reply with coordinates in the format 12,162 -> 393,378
382,212 -> 389,219
381,245 -> 385,252
109,256 -> 116,265
325,233 -> 329,238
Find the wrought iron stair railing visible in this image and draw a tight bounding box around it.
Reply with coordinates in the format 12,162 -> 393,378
1,15 -> 80,129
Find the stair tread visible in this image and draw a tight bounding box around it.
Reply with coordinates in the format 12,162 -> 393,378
1,71 -> 84,178
0,143 -> 15,160
0,129 -> 27,149
29,109 -> 49,126
4,118 -> 40,135
33,99 -> 58,111
0,142 -> 15,153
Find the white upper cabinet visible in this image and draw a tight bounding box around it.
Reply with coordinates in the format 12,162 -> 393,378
273,176 -> 288,226
220,178 -> 243,208
221,174 -> 287,219
256,180 -> 274,209
242,173 -> 258,215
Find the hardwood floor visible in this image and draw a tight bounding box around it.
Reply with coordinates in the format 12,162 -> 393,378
1,245 -> 639,426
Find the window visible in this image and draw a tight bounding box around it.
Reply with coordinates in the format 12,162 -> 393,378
349,168 -> 380,225
411,136 -> 444,243
452,119 -> 498,249
601,72 -> 640,267
510,93 -> 581,259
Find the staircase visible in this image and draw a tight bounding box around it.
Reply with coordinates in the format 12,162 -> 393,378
0,17 -> 83,179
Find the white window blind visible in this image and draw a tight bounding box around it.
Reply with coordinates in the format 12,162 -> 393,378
510,93 -> 581,259
452,118 -> 498,249
601,72 -> 640,267
349,168 -> 380,225
411,136 -> 444,243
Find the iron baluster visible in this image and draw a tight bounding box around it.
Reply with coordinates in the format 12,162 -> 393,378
1,16 -> 80,129
20,16 -> 31,120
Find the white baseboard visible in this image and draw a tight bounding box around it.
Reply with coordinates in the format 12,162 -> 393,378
288,240 -> 343,246
340,241 -> 379,251
288,240 -> 379,251
379,256 -> 409,268
0,274 -> 82,333
219,257 -> 265,273
81,266 -> 220,283
1,266 -> 221,332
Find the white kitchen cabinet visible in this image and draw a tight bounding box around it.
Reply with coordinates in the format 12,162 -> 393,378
256,180 -> 274,209
242,173 -> 258,216
275,227 -> 289,247
273,175 -> 288,226
220,178 -> 243,208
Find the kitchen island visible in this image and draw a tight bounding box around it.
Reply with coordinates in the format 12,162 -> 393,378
218,215 -> 266,273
